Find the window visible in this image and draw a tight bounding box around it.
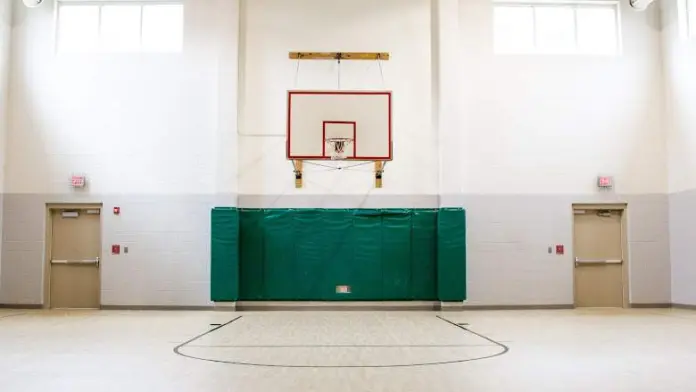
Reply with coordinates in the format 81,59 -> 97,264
493,2 -> 620,55
57,2 -> 184,53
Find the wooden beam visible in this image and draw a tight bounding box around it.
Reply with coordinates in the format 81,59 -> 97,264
289,52 -> 390,61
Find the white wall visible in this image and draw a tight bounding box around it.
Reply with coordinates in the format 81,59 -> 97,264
0,0 -> 674,306
456,0 -> 670,306
0,0 -> 238,306
662,0 -> 696,306
459,0 -> 666,195
0,0 -> 9,181
0,0 -> 11,285
237,0 -> 436,203
664,0 -> 696,194
5,0 -> 237,195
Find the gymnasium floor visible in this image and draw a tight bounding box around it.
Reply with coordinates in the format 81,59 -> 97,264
1,308 -> 695,391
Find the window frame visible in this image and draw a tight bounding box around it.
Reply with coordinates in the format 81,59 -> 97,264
54,0 -> 185,54
493,0 -> 622,56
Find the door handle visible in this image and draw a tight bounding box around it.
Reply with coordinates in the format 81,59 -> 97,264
574,257 -> 622,265
51,258 -> 100,266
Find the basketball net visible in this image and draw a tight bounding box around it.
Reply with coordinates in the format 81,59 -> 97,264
326,138 -> 353,160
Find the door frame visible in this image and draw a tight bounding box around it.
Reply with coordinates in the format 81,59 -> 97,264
43,203 -> 103,309
571,203 -> 629,308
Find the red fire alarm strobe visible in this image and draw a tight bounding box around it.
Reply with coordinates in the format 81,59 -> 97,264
112,244 -> 120,255
556,245 -> 564,255
113,207 -> 120,215
597,176 -> 613,189
70,175 -> 86,188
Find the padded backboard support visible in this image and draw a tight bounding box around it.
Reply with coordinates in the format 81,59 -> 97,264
287,90 -> 392,161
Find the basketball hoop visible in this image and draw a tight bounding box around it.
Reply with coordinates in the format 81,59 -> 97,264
325,137 -> 354,160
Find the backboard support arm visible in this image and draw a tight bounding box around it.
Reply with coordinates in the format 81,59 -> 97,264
289,52 -> 390,61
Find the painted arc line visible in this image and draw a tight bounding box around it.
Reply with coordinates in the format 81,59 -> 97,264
173,316 -> 510,368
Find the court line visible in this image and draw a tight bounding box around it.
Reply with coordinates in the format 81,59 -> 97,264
436,315 -> 511,357
173,315 -> 510,368
174,316 -> 243,351
185,343 -> 503,348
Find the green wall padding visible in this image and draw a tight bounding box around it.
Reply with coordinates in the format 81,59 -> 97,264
437,208 -> 467,301
239,209 -> 264,299
210,208 -> 239,301
381,210 -> 412,299
263,210 -> 296,299
352,210 -> 384,300
294,210 -> 326,299
411,210 -> 438,300
211,208 -> 466,302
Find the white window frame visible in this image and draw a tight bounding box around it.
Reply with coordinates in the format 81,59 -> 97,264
54,0 -> 185,54
493,0 -> 622,56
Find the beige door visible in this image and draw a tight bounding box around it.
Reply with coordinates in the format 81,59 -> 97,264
49,208 -> 101,309
573,208 -> 625,308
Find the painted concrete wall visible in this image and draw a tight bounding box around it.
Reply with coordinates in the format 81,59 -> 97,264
663,0 -> 696,306
0,0 -> 12,286
0,0 -> 238,306
237,0 -> 436,201
457,0 -> 669,306
0,0 -> 673,306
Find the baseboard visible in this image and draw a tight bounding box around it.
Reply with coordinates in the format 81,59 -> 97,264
672,303 -> 696,310
213,302 -> 237,311
460,304 -> 574,310
100,305 -> 217,311
0,304 -> 43,309
438,302 -> 464,311
4,303 -> 693,312
630,303 -> 673,309
236,301 -> 439,311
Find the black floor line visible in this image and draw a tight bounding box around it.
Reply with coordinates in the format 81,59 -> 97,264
436,315 -> 510,358
174,316 -> 243,350
173,315 -> 510,368
185,343 -> 501,348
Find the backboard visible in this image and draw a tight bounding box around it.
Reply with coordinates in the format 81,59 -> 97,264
287,90 -> 392,161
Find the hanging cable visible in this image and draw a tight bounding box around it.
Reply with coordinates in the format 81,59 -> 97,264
337,53 -> 342,89
303,160 -> 374,172
293,56 -> 302,88
377,57 -> 386,89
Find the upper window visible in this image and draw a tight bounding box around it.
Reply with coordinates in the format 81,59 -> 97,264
493,2 -> 620,55
57,2 -> 184,53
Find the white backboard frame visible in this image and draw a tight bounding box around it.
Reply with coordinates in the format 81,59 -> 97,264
286,90 -> 393,161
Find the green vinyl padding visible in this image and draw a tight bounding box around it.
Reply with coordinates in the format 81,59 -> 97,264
238,209 -> 264,300
263,209 -> 296,299
210,207 -> 239,301
211,208 -> 466,302
351,210 -> 384,300
381,210 -> 412,299
437,208 -> 467,301
293,209 -> 326,299
410,210 -> 438,300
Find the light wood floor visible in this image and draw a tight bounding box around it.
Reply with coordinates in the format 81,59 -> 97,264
1,308 -> 695,391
